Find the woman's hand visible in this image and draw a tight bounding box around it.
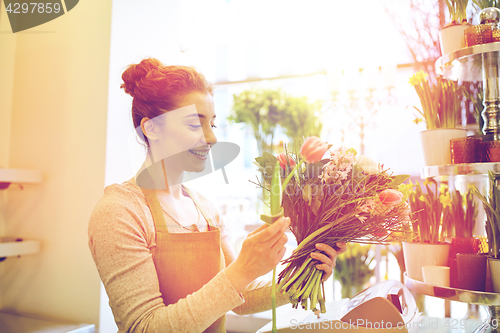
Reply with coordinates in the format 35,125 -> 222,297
225,217 -> 290,293
310,242 -> 347,282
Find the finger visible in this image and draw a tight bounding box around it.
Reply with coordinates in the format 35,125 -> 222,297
336,242 -> 348,254
252,217 -> 289,243
270,233 -> 288,252
247,223 -> 268,237
310,251 -> 333,268
276,245 -> 287,263
315,243 -> 338,260
316,263 -> 333,282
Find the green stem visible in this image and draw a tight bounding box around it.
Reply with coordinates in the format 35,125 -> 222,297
272,267 -> 277,333
294,212 -> 360,254
281,257 -> 313,290
301,298 -> 308,310
297,269 -> 321,301
318,282 -> 326,313
310,270 -> 322,311
282,160 -> 304,189
276,266 -> 293,292
287,266 -> 313,295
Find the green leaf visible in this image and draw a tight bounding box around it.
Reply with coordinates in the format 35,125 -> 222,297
387,175 -> 411,188
270,161 -> 282,215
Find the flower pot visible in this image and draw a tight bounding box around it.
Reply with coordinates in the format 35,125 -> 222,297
450,236 -> 480,258
402,242 -> 450,282
420,128 -> 468,166
457,253 -> 487,291
489,257 -> 500,292
440,22 -> 470,55
450,137 -> 483,164
422,266 -> 450,287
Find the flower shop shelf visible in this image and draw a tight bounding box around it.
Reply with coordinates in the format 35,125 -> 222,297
0,168 -> 42,189
406,274 -> 500,333
421,162 -> 500,179
436,42 -> 500,140
0,237 -> 40,258
435,42 -> 500,82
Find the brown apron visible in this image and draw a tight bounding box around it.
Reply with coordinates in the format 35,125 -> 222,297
141,186 -> 226,333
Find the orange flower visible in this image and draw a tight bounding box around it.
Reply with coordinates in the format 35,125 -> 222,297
300,136 -> 328,164
277,153 -> 296,170
379,189 -> 403,206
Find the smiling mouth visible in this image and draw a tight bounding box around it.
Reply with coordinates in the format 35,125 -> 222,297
189,149 -> 209,157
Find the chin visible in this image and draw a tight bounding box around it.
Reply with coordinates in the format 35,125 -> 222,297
185,161 -> 208,173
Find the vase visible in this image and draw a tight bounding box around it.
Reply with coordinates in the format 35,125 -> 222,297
457,253 -> 487,291
420,128 -> 468,166
440,22 -> 470,55
402,242 -> 450,282
489,257 -> 500,292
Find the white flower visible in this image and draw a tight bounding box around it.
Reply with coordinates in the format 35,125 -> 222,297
356,155 -> 380,175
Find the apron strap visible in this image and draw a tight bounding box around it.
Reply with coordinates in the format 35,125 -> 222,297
182,186 -> 216,229
141,187 -> 169,232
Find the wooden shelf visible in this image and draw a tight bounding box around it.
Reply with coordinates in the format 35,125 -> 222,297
0,168 -> 42,189
0,237 -> 40,258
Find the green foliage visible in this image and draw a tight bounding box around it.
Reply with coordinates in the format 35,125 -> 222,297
334,244 -> 375,299
407,179 -> 446,243
444,0 -> 471,23
472,171 -> 500,258
229,88 -> 322,154
442,187 -> 478,238
409,70 -> 464,130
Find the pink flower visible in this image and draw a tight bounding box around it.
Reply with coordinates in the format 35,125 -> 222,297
300,136 -> 328,164
379,189 -> 403,206
277,153 -> 296,170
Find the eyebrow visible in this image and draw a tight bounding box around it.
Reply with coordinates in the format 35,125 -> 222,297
184,113 -> 217,119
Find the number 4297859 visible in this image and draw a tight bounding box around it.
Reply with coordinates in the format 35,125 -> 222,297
5,2 -> 62,14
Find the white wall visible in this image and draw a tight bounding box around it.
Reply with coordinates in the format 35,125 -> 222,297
0,0 -> 112,326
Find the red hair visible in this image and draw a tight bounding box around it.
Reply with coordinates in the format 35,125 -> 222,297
120,58 -> 214,146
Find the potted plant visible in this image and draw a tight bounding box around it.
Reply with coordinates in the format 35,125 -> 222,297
442,186 -> 480,287
229,88 -> 323,155
402,179 -> 451,282
229,88 -> 287,156
472,171 -> 500,292
333,244 -> 375,299
410,70 -> 467,166
441,0 -> 472,54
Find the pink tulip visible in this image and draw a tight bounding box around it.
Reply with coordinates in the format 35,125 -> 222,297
379,189 -> 403,206
300,136 -> 328,164
277,153 -> 296,170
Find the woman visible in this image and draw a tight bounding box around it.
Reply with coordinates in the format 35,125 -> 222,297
88,58 -> 346,333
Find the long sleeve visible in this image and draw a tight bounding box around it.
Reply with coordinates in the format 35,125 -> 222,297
220,235 -> 291,315
88,183 -> 244,333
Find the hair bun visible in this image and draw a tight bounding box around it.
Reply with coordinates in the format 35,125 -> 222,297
120,58 -> 164,98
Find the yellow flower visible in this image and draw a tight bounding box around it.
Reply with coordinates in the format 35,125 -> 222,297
409,70 -> 428,86
438,183 -> 448,194
413,116 -> 424,125
398,183 -> 413,200
440,193 -> 452,208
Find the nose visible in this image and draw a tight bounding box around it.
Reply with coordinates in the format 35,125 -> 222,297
202,125 -> 217,147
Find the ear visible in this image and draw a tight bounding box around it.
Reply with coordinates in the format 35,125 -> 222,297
140,117 -> 159,141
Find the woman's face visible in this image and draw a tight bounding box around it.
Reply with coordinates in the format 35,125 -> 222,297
147,92 -> 217,174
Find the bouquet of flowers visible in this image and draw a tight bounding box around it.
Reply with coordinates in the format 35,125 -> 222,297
254,137 -> 410,331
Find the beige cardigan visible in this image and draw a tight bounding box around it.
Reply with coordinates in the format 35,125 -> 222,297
88,179 -> 289,333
